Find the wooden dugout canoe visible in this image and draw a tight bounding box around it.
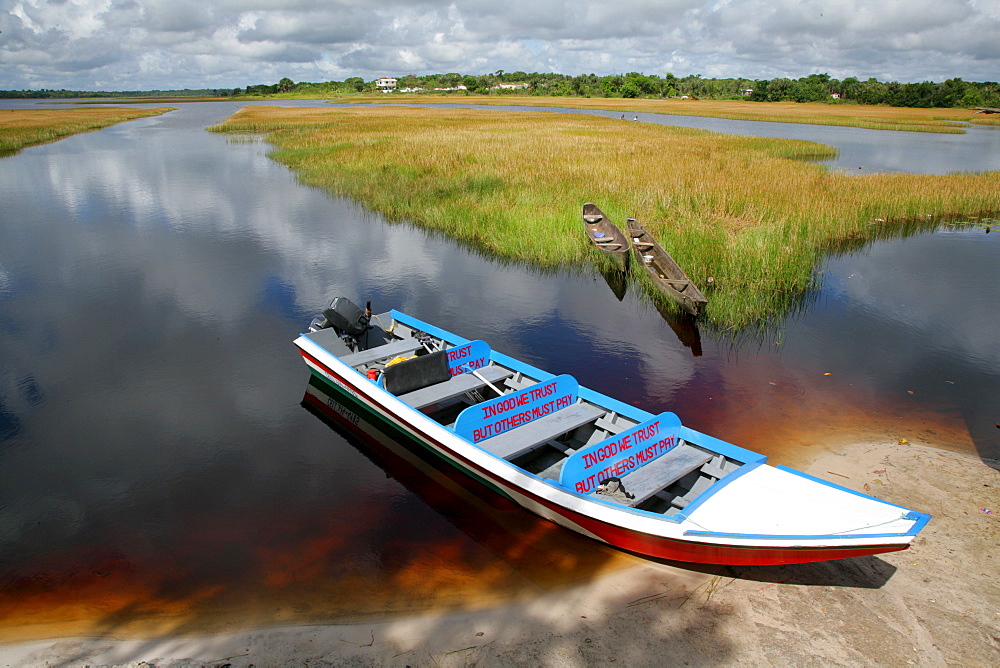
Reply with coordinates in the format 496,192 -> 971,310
582,203 -> 630,271
627,218 -> 708,316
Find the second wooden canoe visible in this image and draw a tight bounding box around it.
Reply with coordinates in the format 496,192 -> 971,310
627,218 -> 708,316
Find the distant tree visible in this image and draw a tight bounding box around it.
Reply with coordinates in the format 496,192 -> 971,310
245,83 -> 278,95
397,74 -> 420,89
620,81 -> 641,98
837,77 -> 861,101
599,75 -> 624,97
624,72 -> 658,96
960,87 -> 985,108
277,77 -> 294,93
855,78 -> 888,105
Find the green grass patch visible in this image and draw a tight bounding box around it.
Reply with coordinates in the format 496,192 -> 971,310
210,105 -> 1000,329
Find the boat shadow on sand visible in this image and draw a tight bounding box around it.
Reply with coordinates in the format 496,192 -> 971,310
301,376 -> 897,592
670,551 -> 898,590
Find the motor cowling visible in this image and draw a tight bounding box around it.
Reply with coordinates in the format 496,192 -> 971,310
318,297 -> 370,337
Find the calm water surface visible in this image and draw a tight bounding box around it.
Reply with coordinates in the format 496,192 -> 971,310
0,101 -> 997,641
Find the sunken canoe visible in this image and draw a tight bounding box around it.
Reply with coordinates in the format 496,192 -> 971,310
627,218 -> 708,316
582,203 -> 630,270
295,298 -> 930,566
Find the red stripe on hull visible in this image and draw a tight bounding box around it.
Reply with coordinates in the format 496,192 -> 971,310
299,350 -> 911,566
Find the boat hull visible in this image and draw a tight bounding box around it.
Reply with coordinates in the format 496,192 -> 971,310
582,203 -> 630,271
297,341 -> 919,566
627,218 -> 708,316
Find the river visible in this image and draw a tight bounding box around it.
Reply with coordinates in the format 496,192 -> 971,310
0,100 -> 996,640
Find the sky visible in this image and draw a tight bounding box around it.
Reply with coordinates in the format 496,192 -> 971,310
2,0 -> 998,91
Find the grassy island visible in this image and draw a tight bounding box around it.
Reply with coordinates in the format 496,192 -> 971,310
317,95 -> 1000,134
0,106 -> 174,157
212,104 -> 999,328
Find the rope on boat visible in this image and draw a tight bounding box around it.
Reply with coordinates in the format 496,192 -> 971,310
372,313 -> 395,334
829,513 -> 912,535
683,512 -> 911,536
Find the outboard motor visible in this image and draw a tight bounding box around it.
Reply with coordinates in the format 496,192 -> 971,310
308,297 -> 372,349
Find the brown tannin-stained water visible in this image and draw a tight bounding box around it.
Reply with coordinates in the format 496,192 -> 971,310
0,101 -> 997,643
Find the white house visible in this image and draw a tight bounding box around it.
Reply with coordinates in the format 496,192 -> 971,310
375,78 -> 397,92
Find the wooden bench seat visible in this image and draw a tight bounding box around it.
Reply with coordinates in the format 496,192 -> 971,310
338,338 -> 424,368
671,475 -> 715,509
397,366 -> 514,409
479,402 -> 605,461
619,443 -> 712,507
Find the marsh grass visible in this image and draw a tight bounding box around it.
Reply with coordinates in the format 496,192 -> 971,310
341,95 -> 988,133
211,105 -> 999,328
0,107 -> 173,157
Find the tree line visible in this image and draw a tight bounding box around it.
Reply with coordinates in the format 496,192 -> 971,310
4,72 -> 999,108
244,71 -> 1000,108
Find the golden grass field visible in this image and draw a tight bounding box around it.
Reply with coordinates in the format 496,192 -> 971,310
212,104 -> 999,327
0,106 -> 173,156
321,95 -> 1000,133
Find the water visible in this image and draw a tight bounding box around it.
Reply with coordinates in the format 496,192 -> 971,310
0,101 -> 997,641
633,110 -> 1000,174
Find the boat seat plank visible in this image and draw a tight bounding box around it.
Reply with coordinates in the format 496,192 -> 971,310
620,444 -> 712,507
701,461 -> 731,480
398,366 -> 514,409
339,338 -> 424,368
671,474 -> 715,509
480,403 -> 605,461
594,414 -> 627,433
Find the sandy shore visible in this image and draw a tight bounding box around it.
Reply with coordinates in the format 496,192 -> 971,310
2,438 -> 998,667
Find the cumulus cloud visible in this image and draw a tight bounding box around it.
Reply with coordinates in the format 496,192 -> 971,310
1,0 -> 998,90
